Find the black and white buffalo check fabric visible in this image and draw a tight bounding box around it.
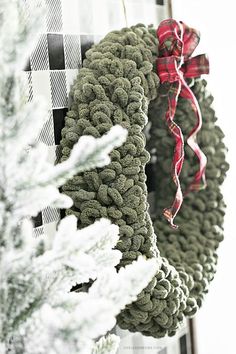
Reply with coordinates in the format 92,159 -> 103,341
24,0 -> 192,352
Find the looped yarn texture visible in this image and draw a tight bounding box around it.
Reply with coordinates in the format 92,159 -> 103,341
59,24 -> 228,338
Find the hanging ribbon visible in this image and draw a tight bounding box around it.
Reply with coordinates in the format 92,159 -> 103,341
156,19 -> 209,229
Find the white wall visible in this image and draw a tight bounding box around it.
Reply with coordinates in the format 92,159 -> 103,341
172,1 -> 236,354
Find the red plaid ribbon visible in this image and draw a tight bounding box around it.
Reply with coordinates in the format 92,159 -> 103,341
156,19 -> 209,229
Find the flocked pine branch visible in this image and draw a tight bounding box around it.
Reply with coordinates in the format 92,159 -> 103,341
0,217 -> 158,353
4,257 -> 158,354
92,335 -> 120,354
0,1 -> 159,354
11,125 -> 127,229
0,0 -> 128,245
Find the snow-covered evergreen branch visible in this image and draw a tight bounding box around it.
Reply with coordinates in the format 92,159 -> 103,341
0,0 -> 127,246
92,335 -> 120,354
0,217 -> 158,353
0,1 -> 159,353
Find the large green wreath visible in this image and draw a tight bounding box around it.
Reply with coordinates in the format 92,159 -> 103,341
59,24 -> 229,338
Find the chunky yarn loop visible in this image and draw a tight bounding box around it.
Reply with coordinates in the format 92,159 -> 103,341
59,24 -> 228,338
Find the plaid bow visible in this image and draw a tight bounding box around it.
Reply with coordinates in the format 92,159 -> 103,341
156,19 -> 209,229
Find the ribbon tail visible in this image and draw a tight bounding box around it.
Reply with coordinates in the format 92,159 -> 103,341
180,78 -> 207,194
163,159 -> 184,229
163,81 -> 185,229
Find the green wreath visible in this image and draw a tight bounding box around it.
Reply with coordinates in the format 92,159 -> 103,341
59,24 -> 228,338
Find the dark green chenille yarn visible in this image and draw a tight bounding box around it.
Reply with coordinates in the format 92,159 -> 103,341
147,78 -> 229,311
59,24 -> 228,338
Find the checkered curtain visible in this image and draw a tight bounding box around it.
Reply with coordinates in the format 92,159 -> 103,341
24,0 -> 191,352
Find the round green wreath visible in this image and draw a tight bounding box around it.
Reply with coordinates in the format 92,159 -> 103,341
59,24 -> 229,338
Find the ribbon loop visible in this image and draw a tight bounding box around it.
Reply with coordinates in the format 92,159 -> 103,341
156,19 -> 209,229
181,54 -> 209,78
